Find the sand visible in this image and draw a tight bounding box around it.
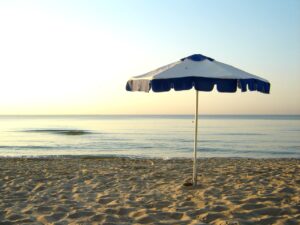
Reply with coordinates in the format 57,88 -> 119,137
0,157 -> 299,225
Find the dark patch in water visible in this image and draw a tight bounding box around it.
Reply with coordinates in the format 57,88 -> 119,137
23,129 -> 91,136
140,146 -> 153,149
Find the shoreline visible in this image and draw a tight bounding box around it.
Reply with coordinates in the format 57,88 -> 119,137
1,157 -> 299,224
1,155 -> 300,159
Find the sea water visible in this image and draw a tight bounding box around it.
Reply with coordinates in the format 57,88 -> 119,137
0,115 -> 299,158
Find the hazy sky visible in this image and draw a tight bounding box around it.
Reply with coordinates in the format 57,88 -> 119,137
0,0 -> 299,115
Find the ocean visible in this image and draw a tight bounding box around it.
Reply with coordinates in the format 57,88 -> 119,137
0,115 -> 299,159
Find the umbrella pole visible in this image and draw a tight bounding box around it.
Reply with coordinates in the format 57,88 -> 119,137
193,90 -> 199,186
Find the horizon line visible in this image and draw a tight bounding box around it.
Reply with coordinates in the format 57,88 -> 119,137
0,114 -> 299,116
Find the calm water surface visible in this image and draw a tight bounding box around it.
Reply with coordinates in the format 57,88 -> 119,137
0,115 -> 299,158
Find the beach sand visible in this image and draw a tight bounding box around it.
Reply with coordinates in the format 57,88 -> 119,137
0,158 -> 299,225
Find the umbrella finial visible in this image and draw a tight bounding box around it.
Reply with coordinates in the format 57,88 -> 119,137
181,54 -> 214,62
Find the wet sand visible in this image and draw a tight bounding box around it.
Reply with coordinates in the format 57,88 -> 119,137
0,157 -> 299,225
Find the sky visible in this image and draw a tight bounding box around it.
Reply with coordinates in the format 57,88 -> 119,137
0,0 -> 299,115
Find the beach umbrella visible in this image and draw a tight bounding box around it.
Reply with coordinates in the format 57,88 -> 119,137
126,54 -> 270,186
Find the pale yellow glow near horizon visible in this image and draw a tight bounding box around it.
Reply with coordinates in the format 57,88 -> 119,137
0,4 -> 299,115
0,6 -> 142,114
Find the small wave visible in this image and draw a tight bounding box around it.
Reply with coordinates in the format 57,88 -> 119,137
23,129 -> 92,136
200,147 -> 226,152
214,132 -> 265,136
0,145 -> 53,149
227,149 -> 300,156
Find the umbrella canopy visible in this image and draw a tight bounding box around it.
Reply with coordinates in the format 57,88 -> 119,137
126,54 -> 270,186
126,54 -> 270,93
